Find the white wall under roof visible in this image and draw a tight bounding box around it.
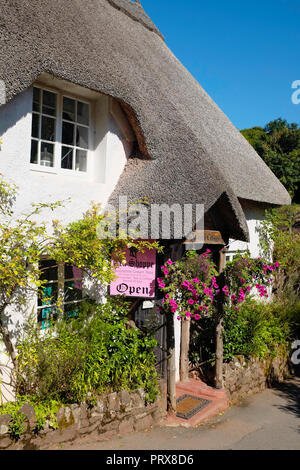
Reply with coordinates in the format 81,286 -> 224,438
227,200 -> 268,261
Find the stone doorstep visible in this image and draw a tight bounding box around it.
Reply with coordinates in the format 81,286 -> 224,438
161,379 -> 229,428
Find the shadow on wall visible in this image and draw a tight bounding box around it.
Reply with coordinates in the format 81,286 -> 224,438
0,88 -> 31,138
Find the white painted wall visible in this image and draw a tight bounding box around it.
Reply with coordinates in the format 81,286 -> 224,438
227,200 -> 268,260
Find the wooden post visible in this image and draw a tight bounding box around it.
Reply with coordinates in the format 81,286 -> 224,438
180,317 -> 191,382
215,247 -> 227,389
166,313 -> 177,413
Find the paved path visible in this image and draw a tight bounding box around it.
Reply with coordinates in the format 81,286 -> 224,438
60,377 -> 300,450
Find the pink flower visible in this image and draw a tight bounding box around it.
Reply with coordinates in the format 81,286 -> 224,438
186,312 -> 192,318
194,314 -> 201,321
198,306 -> 204,311
167,259 -> 173,265
193,278 -> 200,284
177,316 -> 182,321
188,299 -> 195,305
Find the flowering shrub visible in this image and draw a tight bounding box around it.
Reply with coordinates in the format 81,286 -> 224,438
223,254 -> 280,313
157,250 -> 218,321
157,250 -> 280,321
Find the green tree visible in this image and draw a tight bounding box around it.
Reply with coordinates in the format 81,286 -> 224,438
241,118 -> 300,200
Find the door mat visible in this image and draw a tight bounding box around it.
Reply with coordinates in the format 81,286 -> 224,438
176,394 -> 211,420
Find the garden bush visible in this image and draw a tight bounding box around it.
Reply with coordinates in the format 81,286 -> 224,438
190,299 -> 296,366
222,300 -> 291,360
16,298 -> 159,406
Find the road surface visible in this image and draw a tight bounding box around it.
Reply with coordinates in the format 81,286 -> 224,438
57,377 -> 300,451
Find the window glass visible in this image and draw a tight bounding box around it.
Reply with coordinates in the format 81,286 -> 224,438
41,116 -> 56,142
42,90 -> 56,116
76,126 -> 89,149
61,146 -> 73,169
40,142 -> 54,167
75,150 -> 87,172
63,97 -> 75,122
62,121 -> 74,146
77,101 -> 89,126
33,87 -> 41,112
31,113 -> 40,138
30,140 -> 38,164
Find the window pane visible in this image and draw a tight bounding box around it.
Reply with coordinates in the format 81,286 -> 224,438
65,264 -> 83,280
38,307 -> 58,328
41,116 -> 56,141
38,283 -> 58,307
61,146 -> 73,169
40,142 -> 54,167
39,259 -> 58,281
75,149 -> 87,172
30,140 -> 38,164
42,90 -> 56,116
31,113 -> 40,138
33,88 -> 40,112
76,125 -> 89,149
63,97 -> 75,122
64,303 -> 80,320
62,121 -> 74,146
77,101 -> 89,126
64,280 -> 83,303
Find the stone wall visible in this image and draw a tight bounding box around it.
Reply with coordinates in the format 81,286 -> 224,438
0,381 -> 167,450
223,354 -> 291,403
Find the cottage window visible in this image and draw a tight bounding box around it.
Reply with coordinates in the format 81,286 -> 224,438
37,259 -> 84,329
30,86 -> 91,174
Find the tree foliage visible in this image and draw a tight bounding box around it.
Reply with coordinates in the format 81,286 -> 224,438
241,118 -> 300,201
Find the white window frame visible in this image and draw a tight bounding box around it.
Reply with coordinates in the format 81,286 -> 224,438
30,85 -> 94,178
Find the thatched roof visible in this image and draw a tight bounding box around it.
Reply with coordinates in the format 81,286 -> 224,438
0,0 -> 291,241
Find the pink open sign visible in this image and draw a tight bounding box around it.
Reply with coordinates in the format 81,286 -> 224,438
110,247 -> 156,298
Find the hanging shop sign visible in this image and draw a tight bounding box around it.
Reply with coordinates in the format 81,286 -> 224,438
110,246 -> 156,298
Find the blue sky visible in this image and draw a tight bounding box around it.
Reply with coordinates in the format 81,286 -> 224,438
142,0 -> 300,130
